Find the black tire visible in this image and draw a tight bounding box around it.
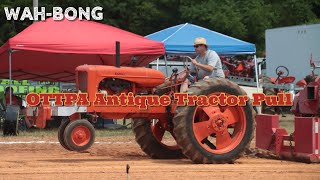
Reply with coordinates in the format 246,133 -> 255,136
173,78 -> 255,164
58,119 -> 72,151
63,119 -> 95,152
253,106 -> 258,114
3,120 -> 18,136
261,87 -> 277,114
132,118 -> 184,159
3,106 -> 20,136
260,76 -> 277,114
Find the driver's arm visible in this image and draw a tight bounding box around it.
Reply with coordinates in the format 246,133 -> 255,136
194,63 -> 214,72
189,62 -> 197,73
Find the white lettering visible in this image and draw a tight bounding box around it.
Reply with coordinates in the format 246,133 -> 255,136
53,7 -> 63,21
4,7 -> 20,20
79,7 -> 90,20
21,7 -> 33,21
65,7 -> 77,21
91,6 -> 103,20
33,7 -> 46,21
4,6 -> 104,21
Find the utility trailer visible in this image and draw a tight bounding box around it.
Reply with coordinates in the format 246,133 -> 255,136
266,24 -> 320,83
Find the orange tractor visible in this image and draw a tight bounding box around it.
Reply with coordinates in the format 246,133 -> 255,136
20,43 -> 255,164
261,65 -> 296,115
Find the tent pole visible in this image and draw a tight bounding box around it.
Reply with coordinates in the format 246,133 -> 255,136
33,0 -> 38,23
164,54 -> 168,76
254,54 -> 259,91
254,54 -> 261,114
156,58 -> 159,70
8,49 -> 12,105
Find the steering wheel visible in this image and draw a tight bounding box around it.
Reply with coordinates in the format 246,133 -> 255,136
275,65 -> 289,77
180,56 -> 199,78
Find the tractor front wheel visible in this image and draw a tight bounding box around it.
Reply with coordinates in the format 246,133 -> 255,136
63,119 -> 95,152
173,78 -> 255,164
132,118 -> 184,159
58,119 -> 72,150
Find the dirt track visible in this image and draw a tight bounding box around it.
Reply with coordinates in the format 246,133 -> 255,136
0,135 -> 319,180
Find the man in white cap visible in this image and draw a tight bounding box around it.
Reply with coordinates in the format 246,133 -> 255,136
180,37 -> 225,92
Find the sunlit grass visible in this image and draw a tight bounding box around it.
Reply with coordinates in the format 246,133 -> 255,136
0,115 -> 295,139
0,127 -> 134,139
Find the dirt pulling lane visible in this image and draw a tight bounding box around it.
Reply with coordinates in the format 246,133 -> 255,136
0,136 -> 320,180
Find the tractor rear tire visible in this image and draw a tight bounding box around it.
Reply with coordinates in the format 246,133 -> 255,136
63,119 -> 95,152
132,119 -> 184,159
58,119 -> 72,151
173,78 -> 255,164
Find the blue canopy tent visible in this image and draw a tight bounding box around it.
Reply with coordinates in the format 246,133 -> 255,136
145,23 -> 259,92
145,23 -> 256,55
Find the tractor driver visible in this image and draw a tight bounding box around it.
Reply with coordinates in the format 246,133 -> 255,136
180,37 -> 225,92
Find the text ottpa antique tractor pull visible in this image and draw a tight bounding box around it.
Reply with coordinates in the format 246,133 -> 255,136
24,42 -> 256,164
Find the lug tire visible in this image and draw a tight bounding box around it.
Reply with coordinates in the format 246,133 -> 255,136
58,119 -> 72,150
173,78 -> 255,164
132,118 -> 184,159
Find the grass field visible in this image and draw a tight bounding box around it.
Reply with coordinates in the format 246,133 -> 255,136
0,113 -> 295,140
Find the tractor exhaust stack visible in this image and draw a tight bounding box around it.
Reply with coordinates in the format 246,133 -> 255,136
116,41 -> 120,68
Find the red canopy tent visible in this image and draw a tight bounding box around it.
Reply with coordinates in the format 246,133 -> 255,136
0,18 -> 165,82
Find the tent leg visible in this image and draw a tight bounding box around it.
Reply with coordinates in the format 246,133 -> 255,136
164,54 -> 168,76
254,54 -> 261,114
156,58 -> 159,70
8,49 -> 12,105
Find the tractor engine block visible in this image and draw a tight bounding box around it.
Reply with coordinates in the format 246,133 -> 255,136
103,78 -> 131,93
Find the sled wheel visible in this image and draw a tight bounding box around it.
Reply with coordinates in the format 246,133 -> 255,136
173,78 -> 255,164
132,118 -> 184,159
58,119 -> 72,150
63,119 -> 95,152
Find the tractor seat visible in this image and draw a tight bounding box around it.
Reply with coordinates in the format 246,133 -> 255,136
296,79 -> 307,87
269,77 -> 277,84
278,76 -> 295,84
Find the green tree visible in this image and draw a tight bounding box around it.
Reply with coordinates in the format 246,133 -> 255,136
0,0 -> 33,45
0,0 -> 320,53
179,0 -> 248,40
237,0 -> 276,54
266,0 -> 320,26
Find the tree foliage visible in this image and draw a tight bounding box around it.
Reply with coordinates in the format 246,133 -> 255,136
0,0 -> 319,55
